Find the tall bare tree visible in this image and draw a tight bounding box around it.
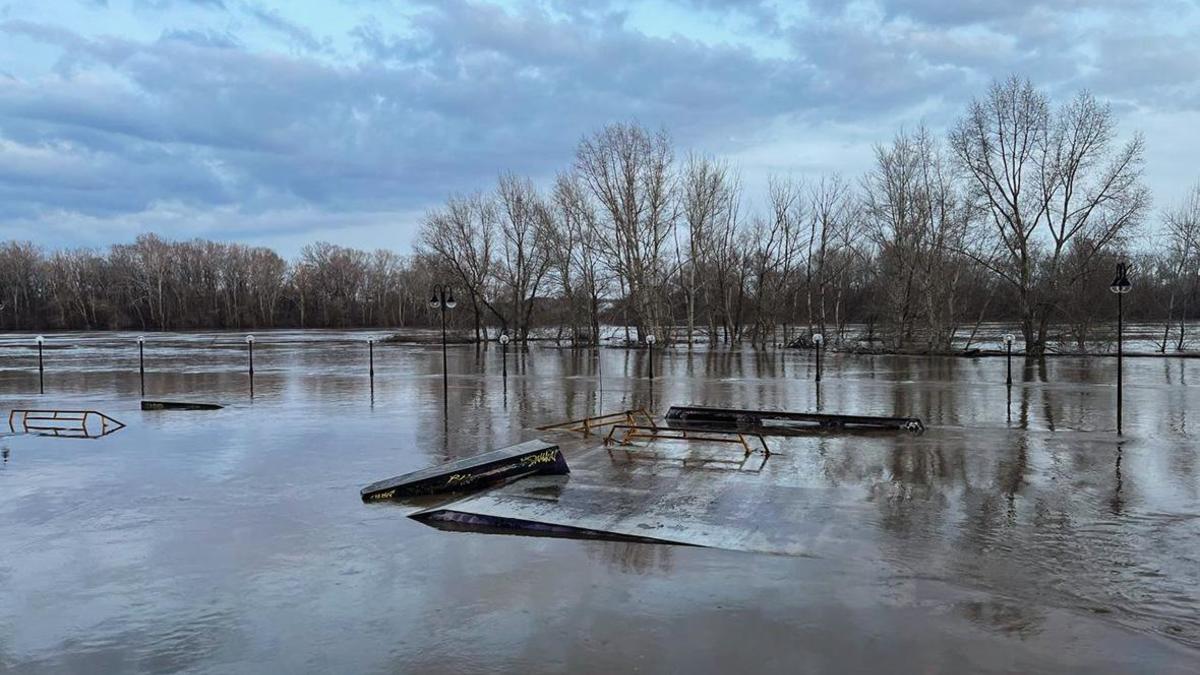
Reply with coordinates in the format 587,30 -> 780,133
1162,181 -> 1200,350
419,192 -> 501,340
494,173 -> 553,340
575,122 -> 675,341
678,154 -> 736,347
950,76 -> 1150,354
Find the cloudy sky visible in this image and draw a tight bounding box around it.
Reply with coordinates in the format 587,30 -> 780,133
2,0 -> 1199,255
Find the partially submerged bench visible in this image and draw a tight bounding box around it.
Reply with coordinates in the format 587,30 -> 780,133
664,405 -> 924,435
360,439 -> 568,502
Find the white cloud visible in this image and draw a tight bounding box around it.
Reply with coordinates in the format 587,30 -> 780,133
0,0 -> 1197,250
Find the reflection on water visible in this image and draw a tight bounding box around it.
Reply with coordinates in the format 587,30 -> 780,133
1,330 -> 1198,673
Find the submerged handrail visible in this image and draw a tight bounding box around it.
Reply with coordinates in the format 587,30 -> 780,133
7,409 -> 127,439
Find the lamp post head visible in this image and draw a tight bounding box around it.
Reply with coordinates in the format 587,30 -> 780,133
245,334 -> 255,344
812,333 -> 823,345
499,334 -> 510,346
137,335 -> 145,344
444,289 -> 456,309
645,334 -> 657,346
429,292 -> 440,308
1003,333 -> 1014,345
35,335 -> 44,344
1109,262 -> 1132,294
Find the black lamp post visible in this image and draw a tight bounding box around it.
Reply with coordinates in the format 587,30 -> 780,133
499,333 -> 510,380
499,333 -> 510,404
646,334 -> 657,381
35,334 -> 44,394
245,334 -> 255,398
368,337 -> 375,399
429,285 -> 457,408
813,333 -> 824,383
1003,333 -> 1014,386
137,335 -> 146,397
1110,262 -> 1132,434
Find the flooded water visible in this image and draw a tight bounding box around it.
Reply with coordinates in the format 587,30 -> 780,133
1,330 -> 1198,673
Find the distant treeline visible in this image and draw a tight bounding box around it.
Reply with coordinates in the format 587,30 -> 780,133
3,77 -> 1199,353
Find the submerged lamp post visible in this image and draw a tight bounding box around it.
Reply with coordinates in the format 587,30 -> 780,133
1003,334 -> 1015,386
245,334 -> 255,398
813,333 -> 824,383
646,334 -> 657,381
499,333 -> 510,381
368,337 -> 375,398
35,334 -> 44,394
137,335 -> 146,397
1110,262 -> 1132,434
430,285 -> 456,407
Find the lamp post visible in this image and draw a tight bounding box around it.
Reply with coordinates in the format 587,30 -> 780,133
1003,334 -> 1014,386
1110,262 -> 1132,434
368,338 -> 375,399
646,334 -> 657,381
245,334 -> 255,398
137,335 -> 146,397
499,333 -> 510,380
813,333 -> 824,383
35,335 -> 44,394
429,285 -> 457,410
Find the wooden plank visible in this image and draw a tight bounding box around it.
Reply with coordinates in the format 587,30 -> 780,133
360,439 -> 568,502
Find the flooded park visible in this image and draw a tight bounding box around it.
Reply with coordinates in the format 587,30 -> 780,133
1,330 -> 1199,673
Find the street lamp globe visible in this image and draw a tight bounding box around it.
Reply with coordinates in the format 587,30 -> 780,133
1003,333 -> 1014,345
812,333 -> 824,345
137,335 -> 145,344
428,292 -> 440,308
499,334 -> 510,346
444,290 -> 457,309
35,335 -> 44,344
245,334 -> 255,344
646,334 -> 657,346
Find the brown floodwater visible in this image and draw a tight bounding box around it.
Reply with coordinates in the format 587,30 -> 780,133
1,330 -> 1198,673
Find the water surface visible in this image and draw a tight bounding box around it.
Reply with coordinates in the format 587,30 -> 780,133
1,331 -> 1198,673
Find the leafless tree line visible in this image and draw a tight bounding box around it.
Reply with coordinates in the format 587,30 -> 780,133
3,77 -> 1198,352
0,235 -> 441,331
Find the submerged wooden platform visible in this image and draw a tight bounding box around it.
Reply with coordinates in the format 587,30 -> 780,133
361,439 -> 568,502
663,405 -> 925,434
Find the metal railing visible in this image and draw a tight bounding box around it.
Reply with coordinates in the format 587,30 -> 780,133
7,409 -> 126,439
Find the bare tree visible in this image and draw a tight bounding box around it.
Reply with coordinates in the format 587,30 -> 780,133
678,154 -> 736,347
950,76 -> 1150,354
419,192 -> 501,341
494,173 -> 553,340
1162,181 -> 1200,350
575,122 -> 676,341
